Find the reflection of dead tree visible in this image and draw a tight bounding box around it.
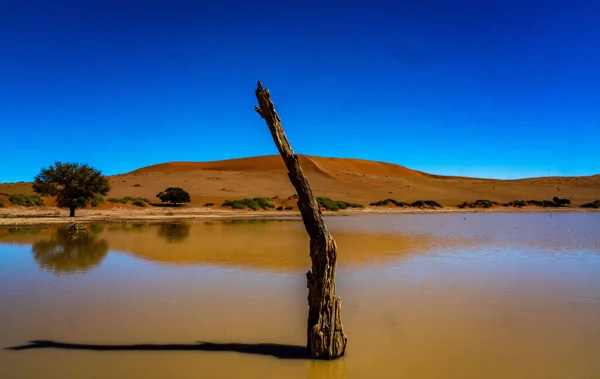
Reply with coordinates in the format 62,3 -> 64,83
255,82 -> 347,359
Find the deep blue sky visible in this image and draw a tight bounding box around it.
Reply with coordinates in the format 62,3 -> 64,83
1,0 -> 599,182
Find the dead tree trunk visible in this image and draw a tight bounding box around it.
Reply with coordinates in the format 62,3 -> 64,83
254,81 -> 347,359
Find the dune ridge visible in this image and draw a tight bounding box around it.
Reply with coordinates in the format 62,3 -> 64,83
1,155 -> 599,209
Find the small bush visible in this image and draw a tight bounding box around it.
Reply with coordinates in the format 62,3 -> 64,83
504,200 -> 527,207
553,196 -> 571,206
371,199 -> 410,207
284,206 -> 294,210
290,194 -> 299,200
9,194 -> 44,207
0,192 -> 9,196
203,202 -> 215,207
255,197 -> 275,209
412,200 -> 442,208
134,184 -> 141,187
457,200 -> 495,209
0,198 -> 4,208
222,197 -> 275,210
317,197 -> 339,211
276,206 -> 283,210
336,200 -> 363,209
581,200 -> 600,209
132,199 -> 148,207
91,195 -> 104,207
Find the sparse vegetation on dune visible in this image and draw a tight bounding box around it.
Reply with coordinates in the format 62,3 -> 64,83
581,200 -> 600,209
316,197 -> 363,211
0,198 -> 5,208
222,197 -> 275,211
9,194 -> 45,207
91,195 -> 105,207
370,199 -> 411,207
503,197 -> 572,208
107,196 -> 151,207
411,200 -> 443,209
203,202 -> 215,207
457,200 -> 498,209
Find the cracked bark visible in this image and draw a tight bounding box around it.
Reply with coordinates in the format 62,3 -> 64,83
254,81 -> 347,359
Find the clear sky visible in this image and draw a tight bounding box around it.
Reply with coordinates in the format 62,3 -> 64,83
1,0 -> 599,183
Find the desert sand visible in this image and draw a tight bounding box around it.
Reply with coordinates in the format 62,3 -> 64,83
1,154 -> 598,225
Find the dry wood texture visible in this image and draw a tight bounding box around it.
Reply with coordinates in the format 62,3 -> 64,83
254,81 -> 347,359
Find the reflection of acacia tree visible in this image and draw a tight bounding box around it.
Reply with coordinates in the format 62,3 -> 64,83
32,228 -> 109,275
156,223 -> 191,243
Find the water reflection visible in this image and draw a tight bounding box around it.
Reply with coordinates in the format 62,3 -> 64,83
156,223 -> 191,243
31,228 -> 109,275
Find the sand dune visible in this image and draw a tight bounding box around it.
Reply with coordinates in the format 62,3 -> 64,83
1,155 -> 599,209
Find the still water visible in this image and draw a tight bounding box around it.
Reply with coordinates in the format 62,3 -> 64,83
0,213 -> 599,378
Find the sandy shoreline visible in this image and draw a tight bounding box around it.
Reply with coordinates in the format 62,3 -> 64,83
0,206 -> 597,227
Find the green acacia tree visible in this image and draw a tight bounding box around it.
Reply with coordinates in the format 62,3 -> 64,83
156,187 -> 191,205
32,162 -> 110,217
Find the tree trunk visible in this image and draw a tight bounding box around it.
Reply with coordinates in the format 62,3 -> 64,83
254,81 -> 347,359
69,206 -> 76,217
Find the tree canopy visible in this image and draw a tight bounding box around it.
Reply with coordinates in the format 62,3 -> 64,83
32,162 -> 110,217
156,187 -> 191,205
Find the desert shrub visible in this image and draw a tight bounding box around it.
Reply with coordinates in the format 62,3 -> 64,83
284,206 -> 294,210
0,192 -> 9,196
317,197 -> 339,211
581,200 -> 600,209
412,200 -> 442,208
0,198 -> 4,208
458,200 -> 495,208
134,184 -> 141,187
255,197 -> 275,209
553,197 -> 571,206
247,201 -> 261,211
222,200 -> 247,209
290,194 -> 299,199
222,197 -> 275,211
123,196 -> 133,202
132,199 -> 148,207
91,195 -> 104,207
336,200 -> 363,209
371,199 -> 408,206
276,206 -> 283,210
9,194 -> 44,207
203,202 -> 215,207
504,200 -> 527,207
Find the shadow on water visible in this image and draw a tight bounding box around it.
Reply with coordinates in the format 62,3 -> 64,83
156,223 -> 191,243
31,228 -> 109,275
6,340 -> 307,360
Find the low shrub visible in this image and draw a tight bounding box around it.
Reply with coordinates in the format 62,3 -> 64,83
316,197 -> 363,211
222,197 -> 275,211
581,200 -> 600,209
553,196 -> 571,206
0,198 -> 4,208
276,206 -> 283,211
504,200 -> 527,207
132,199 -> 148,207
203,202 -> 215,207
0,192 -> 9,196
317,197 -> 339,211
134,184 -> 141,187
91,195 -> 104,207
370,199 -> 411,207
457,200 -> 495,209
9,194 -> 44,207
284,206 -> 294,210
412,200 -> 442,208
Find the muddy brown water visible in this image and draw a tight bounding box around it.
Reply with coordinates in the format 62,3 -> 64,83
1,213 -> 599,378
